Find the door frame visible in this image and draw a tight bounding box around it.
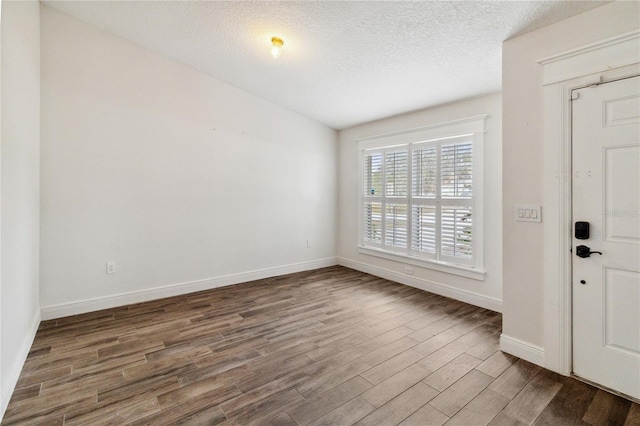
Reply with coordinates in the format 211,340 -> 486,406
539,30 -> 640,375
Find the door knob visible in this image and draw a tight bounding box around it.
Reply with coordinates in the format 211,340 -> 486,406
576,245 -> 603,258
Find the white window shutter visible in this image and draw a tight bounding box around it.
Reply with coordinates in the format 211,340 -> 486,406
441,142 -> 473,199
385,204 -> 408,248
363,202 -> 382,244
360,116 -> 484,271
441,207 -> 473,264
411,205 -> 436,256
412,146 -> 437,198
364,152 -> 383,196
385,150 -> 408,196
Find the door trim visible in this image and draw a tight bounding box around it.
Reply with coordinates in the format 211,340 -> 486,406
539,30 -> 640,85
539,30 -> 640,375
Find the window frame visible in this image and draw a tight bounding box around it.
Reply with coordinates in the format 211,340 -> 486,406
358,115 -> 487,280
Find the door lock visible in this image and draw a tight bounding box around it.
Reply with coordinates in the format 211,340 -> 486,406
575,221 -> 590,239
576,245 -> 603,258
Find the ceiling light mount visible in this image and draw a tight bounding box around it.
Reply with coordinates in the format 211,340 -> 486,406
271,37 -> 284,59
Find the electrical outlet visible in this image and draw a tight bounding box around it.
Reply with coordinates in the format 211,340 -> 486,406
106,261 -> 116,274
306,239 -> 312,248
404,266 -> 414,275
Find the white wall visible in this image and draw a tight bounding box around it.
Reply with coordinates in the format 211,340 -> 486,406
40,6 -> 337,318
338,94 -> 502,311
0,0 -> 41,415
502,1 -> 640,354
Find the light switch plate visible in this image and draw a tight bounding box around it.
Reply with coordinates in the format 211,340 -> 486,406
515,205 -> 542,223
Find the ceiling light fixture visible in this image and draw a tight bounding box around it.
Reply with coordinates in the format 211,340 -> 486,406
271,37 -> 284,59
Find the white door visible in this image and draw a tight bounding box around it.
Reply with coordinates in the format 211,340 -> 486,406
572,76 -> 640,400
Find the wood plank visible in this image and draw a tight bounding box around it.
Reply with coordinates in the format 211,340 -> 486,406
359,326 -> 416,352
97,375 -> 181,406
220,371 -> 308,418
533,395 -> 592,426
288,376 -> 373,426
72,352 -> 146,377
157,376 -> 239,410
297,358 -> 372,399
3,413 -> 65,426
360,336 -> 418,366
362,363 -> 431,407
226,388 -> 307,426
360,382 -> 439,426
305,332 -> 369,362
6,384 -> 40,404
122,356 -> 197,383
24,348 -> 99,373
625,403 -> 640,426
552,375 -> 596,404
407,317 -> 459,342
423,353 -> 482,392
499,373 -> 563,424
171,404 -> 227,426
40,370 -> 124,399
475,351 -> 517,378
397,403 -> 449,426
308,396 -> 375,426
466,334 -> 500,360
65,397 -> 161,426
303,345 -> 369,377
178,364 -> 254,387
2,392 -> 96,425
414,328 -> 464,356
456,323 -> 500,347
361,348 -> 425,385
488,412 -> 528,426
15,365 -> 72,389
416,340 -> 471,372
428,369 -> 493,417
488,358 -> 541,399
237,352 -> 315,393
446,388 -> 510,426
262,412 -> 298,426
86,334 -> 156,358
582,389 -> 632,426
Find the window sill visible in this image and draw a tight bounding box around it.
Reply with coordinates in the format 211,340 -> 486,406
357,246 -> 486,281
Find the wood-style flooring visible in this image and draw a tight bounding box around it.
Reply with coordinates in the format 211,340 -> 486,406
4,266 -> 639,425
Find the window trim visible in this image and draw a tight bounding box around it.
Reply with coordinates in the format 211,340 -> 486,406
358,115 -> 487,279
357,246 -> 486,281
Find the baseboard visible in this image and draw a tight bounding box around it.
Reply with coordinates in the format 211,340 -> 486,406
338,257 -> 502,313
499,334 -> 545,367
41,257 -> 338,320
1,309 -> 41,419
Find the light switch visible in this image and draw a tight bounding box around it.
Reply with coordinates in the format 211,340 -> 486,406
515,205 -> 542,223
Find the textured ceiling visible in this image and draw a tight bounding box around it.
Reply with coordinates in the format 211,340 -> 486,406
43,1 -> 609,129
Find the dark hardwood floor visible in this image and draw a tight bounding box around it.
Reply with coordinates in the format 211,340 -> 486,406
3,266 -> 639,425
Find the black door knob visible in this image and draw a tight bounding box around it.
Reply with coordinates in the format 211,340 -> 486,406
576,245 -> 603,258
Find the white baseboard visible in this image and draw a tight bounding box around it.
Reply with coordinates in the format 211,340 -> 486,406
41,257 -> 338,320
1,309 -> 41,419
338,257 -> 502,313
500,334 -> 545,367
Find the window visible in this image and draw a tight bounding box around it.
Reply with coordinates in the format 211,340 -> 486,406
359,116 -> 486,277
